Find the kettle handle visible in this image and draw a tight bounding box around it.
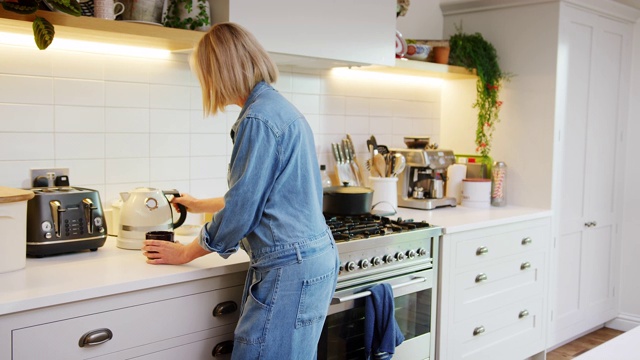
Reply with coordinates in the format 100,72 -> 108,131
163,190 -> 187,229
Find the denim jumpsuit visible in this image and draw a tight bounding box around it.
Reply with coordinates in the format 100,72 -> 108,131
198,81 -> 340,359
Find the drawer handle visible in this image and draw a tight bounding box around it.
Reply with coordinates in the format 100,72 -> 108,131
473,326 -> 485,336
213,301 -> 238,317
519,309 -> 530,319
212,340 -> 234,357
521,237 -> 532,246
78,328 -> 113,348
520,262 -> 531,270
475,273 -> 488,283
476,246 -> 489,256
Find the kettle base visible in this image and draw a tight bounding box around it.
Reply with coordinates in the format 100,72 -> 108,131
116,236 -> 144,250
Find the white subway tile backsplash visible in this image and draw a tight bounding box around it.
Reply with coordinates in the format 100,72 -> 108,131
0,45 -> 52,76
369,98 -> 394,117
274,71 -> 292,93
55,159 -> 105,185
319,96 -> 345,115
52,51 -> 104,80
0,75 -> 54,104
150,109 -> 190,133
151,133 -> 190,157
190,134 -> 227,157
148,58 -> 191,86
150,157 -> 190,181
190,178 -> 227,198
190,86 -> 203,110
55,133 -> 105,159
319,115 -> 345,135
345,116 -> 369,135
0,133 -> 54,161
345,97 -> 370,116
292,73 -> 321,94
106,158 -> 150,183
190,111 -> 226,134
54,79 -> 104,106
106,82 -> 149,108
291,93 -> 320,115
105,108 -> 150,133
190,156 -> 227,179
55,106 -> 105,132
149,84 -> 190,110
0,104 -> 54,132
104,56 -> 151,83
0,160 -> 54,188
106,133 -> 149,158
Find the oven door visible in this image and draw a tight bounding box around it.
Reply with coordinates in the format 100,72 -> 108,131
318,267 -> 435,360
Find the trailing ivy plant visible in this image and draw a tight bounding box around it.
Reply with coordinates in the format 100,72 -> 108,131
1,0 -> 81,49
449,27 -> 511,158
163,0 -> 209,31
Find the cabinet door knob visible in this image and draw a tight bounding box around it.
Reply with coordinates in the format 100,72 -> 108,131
476,246 -> 489,256
213,301 -> 238,317
473,326 -> 485,336
521,237 -> 532,245
475,273 -> 488,283
78,328 -> 113,348
519,309 -> 530,319
212,340 -> 234,357
520,262 -> 531,270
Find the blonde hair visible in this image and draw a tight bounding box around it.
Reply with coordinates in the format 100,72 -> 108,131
191,22 -> 279,116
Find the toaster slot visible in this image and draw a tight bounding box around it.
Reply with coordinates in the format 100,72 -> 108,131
82,198 -> 98,234
49,200 -> 66,238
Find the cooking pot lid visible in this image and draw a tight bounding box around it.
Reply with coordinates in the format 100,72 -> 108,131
323,185 -> 373,194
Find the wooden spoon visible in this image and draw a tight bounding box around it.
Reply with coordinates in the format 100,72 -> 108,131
373,153 -> 387,177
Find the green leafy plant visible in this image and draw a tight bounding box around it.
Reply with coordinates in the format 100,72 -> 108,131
1,0 -> 81,49
163,0 -> 209,31
448,27 -> 511,158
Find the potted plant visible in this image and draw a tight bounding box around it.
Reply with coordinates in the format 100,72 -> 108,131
162,0 -> 209,31
448,28 -> 511,159
1,0 -> 81,49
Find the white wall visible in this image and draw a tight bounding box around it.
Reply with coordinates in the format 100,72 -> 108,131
396,0 -> 444,40
0,43 -> 442,210
441,2 -> 559,209
619,18 -> 640,322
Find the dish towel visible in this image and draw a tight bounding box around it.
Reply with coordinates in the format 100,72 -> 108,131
364,283 -> 405,360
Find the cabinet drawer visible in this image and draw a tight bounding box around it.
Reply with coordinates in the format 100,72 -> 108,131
454,222 -> 548,268
13,285 -> 243,359
453,251 -> 545,322
451,297 -> 544,360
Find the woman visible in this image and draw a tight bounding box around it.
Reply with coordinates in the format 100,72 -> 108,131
142,22 -> 340,359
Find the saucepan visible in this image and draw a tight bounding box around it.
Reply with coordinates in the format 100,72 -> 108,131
323,183 -> 373,216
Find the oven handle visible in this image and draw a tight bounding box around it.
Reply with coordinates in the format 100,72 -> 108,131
332,276 -> 427,304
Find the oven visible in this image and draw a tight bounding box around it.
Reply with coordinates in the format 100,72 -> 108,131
318,215 -> 441,360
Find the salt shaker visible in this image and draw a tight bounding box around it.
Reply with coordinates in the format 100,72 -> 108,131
491,161 -> 507,206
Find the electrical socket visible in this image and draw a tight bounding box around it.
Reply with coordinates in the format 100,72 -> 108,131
30,168 -> 70,187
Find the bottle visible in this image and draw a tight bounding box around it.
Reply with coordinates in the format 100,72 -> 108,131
320,165 -> 333,188
491,161 -> 507,206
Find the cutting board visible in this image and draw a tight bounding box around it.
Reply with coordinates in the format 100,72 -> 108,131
0,187 -> 35,203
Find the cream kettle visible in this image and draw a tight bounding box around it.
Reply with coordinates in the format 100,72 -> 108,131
116,187 -> 187,250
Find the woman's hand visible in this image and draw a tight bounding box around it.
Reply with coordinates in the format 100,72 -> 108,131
171,194 -> 225,214
143,238 -> 211,265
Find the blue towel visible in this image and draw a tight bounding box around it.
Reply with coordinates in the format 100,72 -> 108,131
364,283 -> 405,359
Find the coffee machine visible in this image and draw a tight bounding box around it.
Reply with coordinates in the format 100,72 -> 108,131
391,148 -> 457,210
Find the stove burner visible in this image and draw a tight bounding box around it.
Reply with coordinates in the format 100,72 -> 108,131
325,214 -> 431,242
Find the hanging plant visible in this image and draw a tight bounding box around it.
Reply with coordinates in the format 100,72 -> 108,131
1,0 -> 81,50
163,0 -> 210,31
448,27 -> 511,158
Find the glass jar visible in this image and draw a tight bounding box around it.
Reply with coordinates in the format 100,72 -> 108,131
491,161 -> 507,207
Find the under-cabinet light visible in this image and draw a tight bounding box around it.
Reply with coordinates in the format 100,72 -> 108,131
331,66 -> 443,87
0,32 -> 171,59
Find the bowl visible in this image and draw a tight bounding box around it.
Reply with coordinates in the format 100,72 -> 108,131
404,136 -> 430,149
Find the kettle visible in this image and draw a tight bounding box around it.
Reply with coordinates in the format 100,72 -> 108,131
116,187 -> 187,250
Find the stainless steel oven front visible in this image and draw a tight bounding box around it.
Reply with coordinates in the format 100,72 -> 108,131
318,225 -> 440,360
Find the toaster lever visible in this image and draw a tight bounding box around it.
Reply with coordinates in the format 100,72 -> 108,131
82,198 -> 97,234
49,200 -> 66,238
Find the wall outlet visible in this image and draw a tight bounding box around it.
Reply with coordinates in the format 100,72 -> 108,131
30,168 -> 70,187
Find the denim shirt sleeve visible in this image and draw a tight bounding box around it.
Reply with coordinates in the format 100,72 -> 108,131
198,115 -> 279,258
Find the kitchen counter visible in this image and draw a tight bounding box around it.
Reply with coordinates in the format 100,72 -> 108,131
0,205 -> 550,317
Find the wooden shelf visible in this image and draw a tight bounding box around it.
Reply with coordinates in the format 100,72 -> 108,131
0,9 -> 203,51
363,58 -> 477,80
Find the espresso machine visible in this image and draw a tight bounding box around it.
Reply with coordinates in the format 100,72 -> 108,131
391,148 -> 457,210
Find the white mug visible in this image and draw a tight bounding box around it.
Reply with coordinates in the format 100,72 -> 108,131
94,0 -> 125,20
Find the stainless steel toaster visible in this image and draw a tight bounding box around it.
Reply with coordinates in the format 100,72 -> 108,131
26,187 -> 107,257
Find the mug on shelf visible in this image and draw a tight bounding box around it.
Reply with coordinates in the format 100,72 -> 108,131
93,0 -> 125,20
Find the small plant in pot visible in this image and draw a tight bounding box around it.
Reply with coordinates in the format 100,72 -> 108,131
162,0 -> 209,31
448,26 -> 512,160
1,0 -> 81,49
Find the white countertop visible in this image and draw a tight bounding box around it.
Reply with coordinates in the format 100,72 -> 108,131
0,205 -> 550,317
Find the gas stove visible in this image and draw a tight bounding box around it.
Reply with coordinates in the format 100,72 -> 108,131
325,214 -> 442,283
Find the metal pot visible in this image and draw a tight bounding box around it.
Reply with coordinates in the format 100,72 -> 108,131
322,184 -> 373,216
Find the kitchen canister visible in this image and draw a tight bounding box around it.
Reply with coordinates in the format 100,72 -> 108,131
446,163 -> 467,204
369,176 -> 398,215
491,161 -> 507,206
0,187 -> 35,273
461,178 -> 491,208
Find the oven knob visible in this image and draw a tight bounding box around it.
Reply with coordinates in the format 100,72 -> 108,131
395,252 -> 406,261
383,254 -> 395,264
345,261 -> 357,272
406,250 -> 417,259
417,248 -> 428,256
371,256 -> 382,266
359,259 -> 370,269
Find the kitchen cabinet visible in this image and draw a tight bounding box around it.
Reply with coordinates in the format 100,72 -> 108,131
1,271 -> 246,360
437,217 -> 552,360
552,3 -> 632,346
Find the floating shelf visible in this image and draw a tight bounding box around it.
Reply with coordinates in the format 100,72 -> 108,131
363,59 -> 477,80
